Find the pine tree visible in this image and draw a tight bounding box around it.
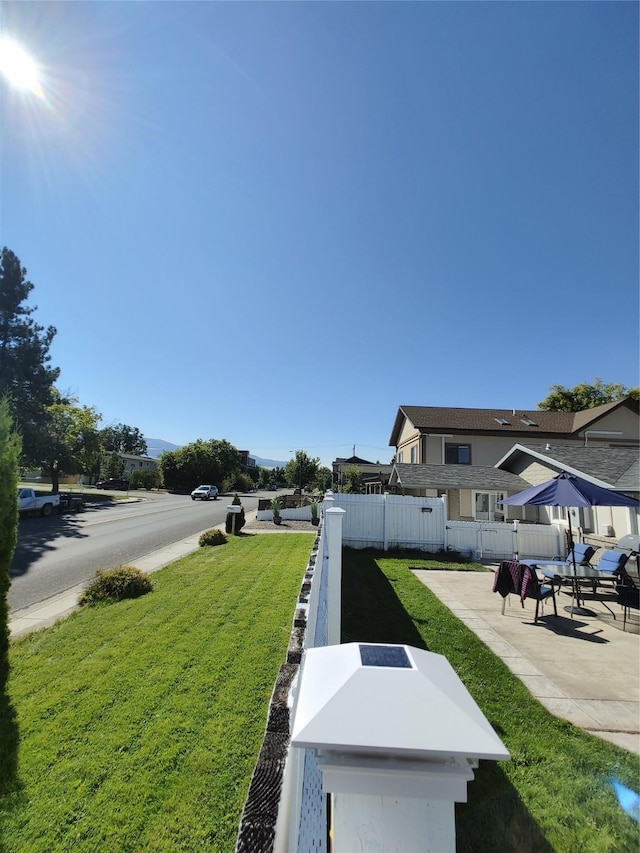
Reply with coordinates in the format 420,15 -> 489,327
0,248 -> 59,464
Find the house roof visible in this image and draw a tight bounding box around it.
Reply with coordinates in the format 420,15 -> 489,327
333,455 -> 376,466
497,444 -> 640,492
389,463 -> 530,492
388,398 -> 639,447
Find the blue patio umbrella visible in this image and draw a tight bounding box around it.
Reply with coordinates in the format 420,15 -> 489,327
499,472 -> 639,616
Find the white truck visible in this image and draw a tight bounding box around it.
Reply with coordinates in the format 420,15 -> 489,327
17,488 -> 61,517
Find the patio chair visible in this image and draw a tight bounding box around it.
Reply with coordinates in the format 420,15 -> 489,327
493,561 -> 525,615
524,542 -> 597,571
615,579 -> 639,632
592,550 -> 630,584
520,564 -> 558,624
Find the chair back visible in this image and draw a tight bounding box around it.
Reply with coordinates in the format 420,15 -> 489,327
595,550 -> 629,575
569,543 -> 596,566
493,561 -> 523,598
520,564 -> 542,602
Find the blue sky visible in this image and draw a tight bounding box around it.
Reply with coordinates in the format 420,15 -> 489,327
2,2 -> 638,467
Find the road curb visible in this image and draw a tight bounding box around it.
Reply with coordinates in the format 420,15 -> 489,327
9,509 -> 258,639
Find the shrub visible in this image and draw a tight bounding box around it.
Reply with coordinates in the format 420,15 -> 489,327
79,566 -> 153,606
199,528 -> 228,547
225,493 -> 246,535
130,469 -> 161,491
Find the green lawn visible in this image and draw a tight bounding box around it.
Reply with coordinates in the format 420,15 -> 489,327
2,534 -> 313,853
341,549 -> 640,853
3,540 -> 638,853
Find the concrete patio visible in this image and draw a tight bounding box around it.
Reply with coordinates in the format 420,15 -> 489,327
413,568 -> 640,755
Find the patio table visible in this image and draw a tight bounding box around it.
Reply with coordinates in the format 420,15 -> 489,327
531,563 -> 621,618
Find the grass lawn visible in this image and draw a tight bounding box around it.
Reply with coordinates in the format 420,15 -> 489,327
342,549 -> 639,853
1,533 -> 314,853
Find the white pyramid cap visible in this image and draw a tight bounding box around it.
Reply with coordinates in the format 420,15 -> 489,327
291,643 -> 509,763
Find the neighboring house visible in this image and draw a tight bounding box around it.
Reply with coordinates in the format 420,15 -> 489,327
496,444 -> 639,539
389,398 -> 639,468
388,463 -> 530,521
387,398 -> 639,526
332,454 -> 393,493
240,450 -> 257,471
120,453 -> 159,475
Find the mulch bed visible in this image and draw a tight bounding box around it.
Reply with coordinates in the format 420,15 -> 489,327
244,519 -> 318,532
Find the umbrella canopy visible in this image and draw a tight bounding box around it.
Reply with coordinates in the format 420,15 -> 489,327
499,472 -> 640,509
499,472 -> 639,616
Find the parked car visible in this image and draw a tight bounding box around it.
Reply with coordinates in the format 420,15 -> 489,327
96,478 -> 130,491
191,485 -> 219,501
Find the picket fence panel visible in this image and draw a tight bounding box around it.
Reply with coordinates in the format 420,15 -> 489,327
325,493 -> 564,560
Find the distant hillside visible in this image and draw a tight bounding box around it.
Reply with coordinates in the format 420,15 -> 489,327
253,455 -> 287,469
145,438 -> 181,458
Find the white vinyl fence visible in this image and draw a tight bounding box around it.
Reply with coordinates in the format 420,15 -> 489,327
445,520 -> 563,561
237,494 -> 566,853
330,493 -> 564,561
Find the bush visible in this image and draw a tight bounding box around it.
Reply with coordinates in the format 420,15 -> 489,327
199,528 -> 228,547
129,469 -> 161,491
225,493 -> 246,535
79,566 -> 153,606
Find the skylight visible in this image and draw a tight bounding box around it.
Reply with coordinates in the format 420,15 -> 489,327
494,418 -> 510,426
521,416 -> 538,426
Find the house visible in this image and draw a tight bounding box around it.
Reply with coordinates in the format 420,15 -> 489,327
332,454 -> 393,493
496,444 -> 640,540
389,398 -> 639,467
388,398 -> 639,525
239,451 -> 257,471
388,463 -> 531,521
120,453 -> 159,476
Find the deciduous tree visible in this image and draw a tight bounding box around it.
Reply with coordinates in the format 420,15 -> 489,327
159,439 -> 240,492
100,424 -> 147,456
538,378 -> 639,411
284,450 -> 319,491
342,465 -> 364,494
36,396 -> 101,492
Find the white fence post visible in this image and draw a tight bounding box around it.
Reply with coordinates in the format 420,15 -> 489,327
326,506 -> 346,646
383,492 -> 389,552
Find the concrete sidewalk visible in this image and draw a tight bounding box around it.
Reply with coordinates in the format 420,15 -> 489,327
414,569 -> 640,755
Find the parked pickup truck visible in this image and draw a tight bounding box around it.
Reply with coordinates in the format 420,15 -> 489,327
17,488 -> 61,517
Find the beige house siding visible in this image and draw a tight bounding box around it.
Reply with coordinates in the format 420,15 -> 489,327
396,418 -> 421,463
576,407 -> 639,445
419,434 -> 586,467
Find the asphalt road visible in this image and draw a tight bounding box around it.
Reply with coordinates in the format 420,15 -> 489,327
9,490 -> 262,613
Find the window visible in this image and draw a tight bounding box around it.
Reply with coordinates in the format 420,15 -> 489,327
474,492 -> 506,522
445,444 -> 471,464
411,446 -> 417,463
398,451 -> 404,463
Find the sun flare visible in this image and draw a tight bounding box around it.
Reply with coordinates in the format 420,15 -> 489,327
0,36 -> 43,98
